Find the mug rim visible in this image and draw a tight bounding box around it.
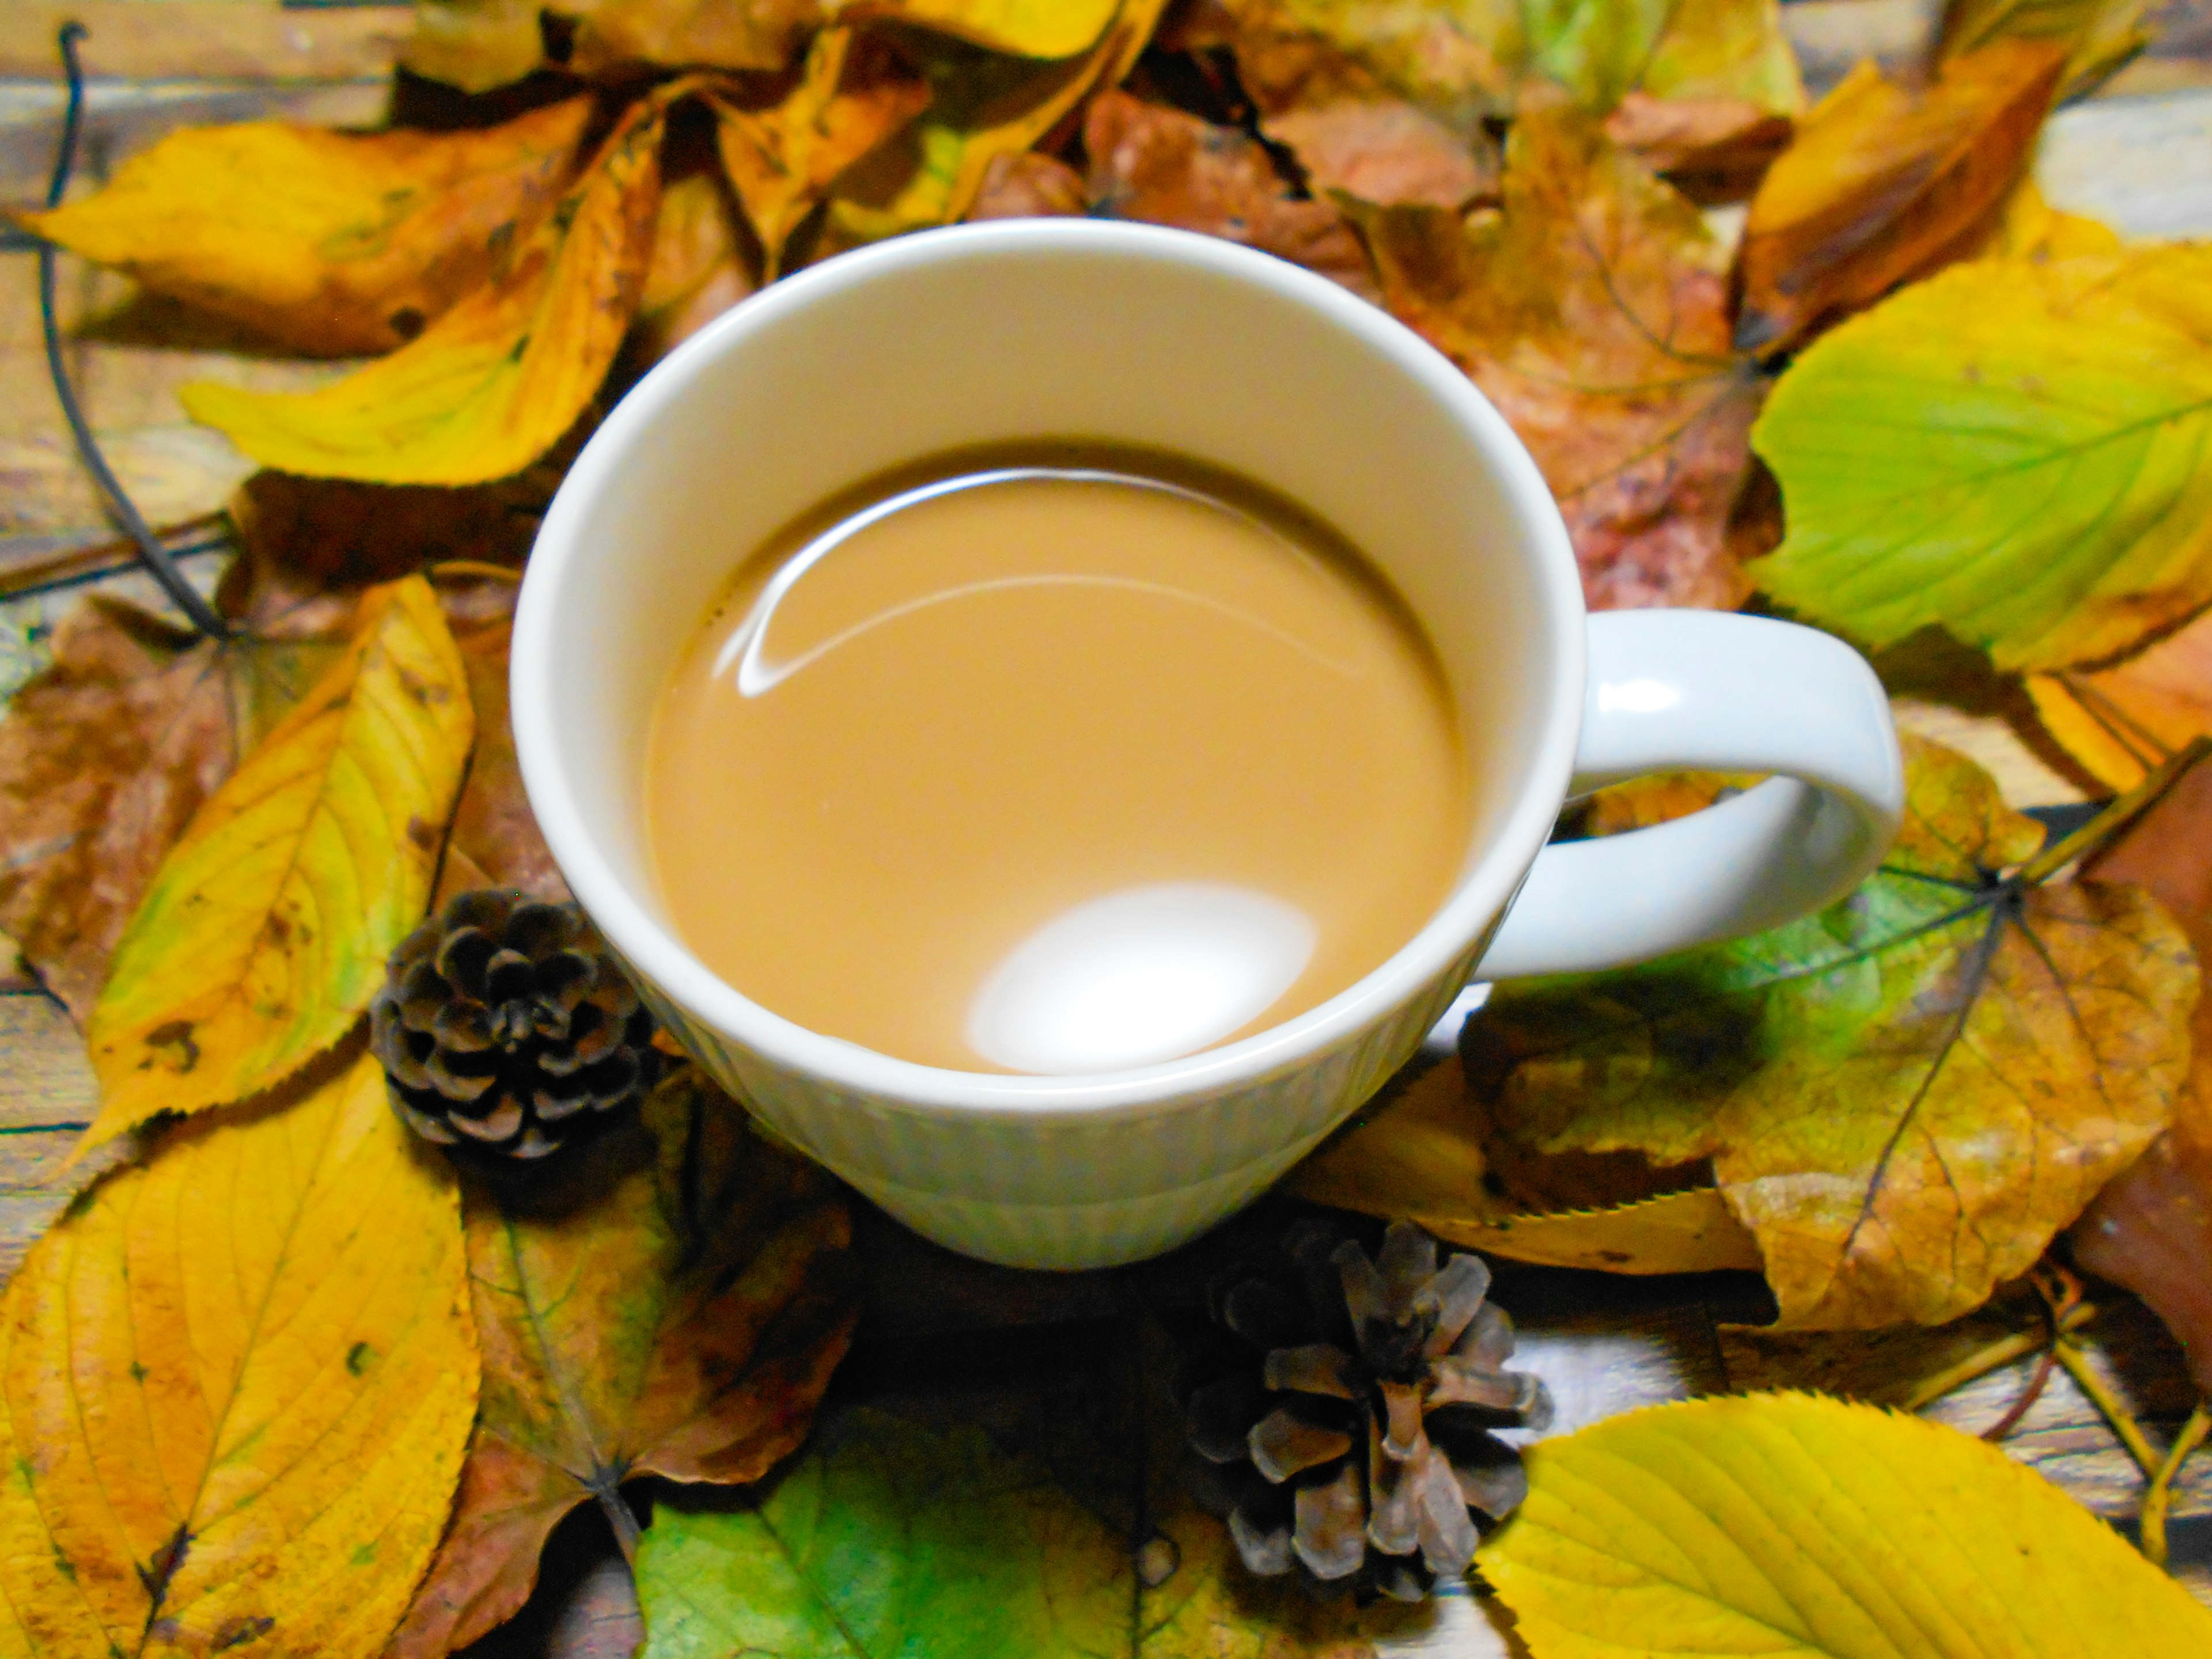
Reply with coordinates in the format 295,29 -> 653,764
512,218 -> 1586,1121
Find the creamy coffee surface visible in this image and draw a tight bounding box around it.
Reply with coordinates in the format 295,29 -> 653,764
645,448 -> 1471,1074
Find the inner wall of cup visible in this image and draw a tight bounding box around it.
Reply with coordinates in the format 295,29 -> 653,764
540,229 -> 1562,958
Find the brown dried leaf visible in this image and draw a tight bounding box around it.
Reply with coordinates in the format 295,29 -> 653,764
713,28 -> 932,274
1263,98 -> 1497,209
571,0 -> 822,76
1354,97 -> 1761,609
2025,610 -> 2212,793
967,149 -> 1089,218
389,1069 -> 855,1657
634,166 -> 758,362
1082,90 -> 1378,300
1601,91 -> 1792,202
1733,40 -> 2067,353
438,590 -> 573,907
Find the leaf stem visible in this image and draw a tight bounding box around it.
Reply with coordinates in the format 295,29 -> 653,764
2141,1398 -> 2211,1567
1895,1301 -> 2094,1412
2052,1340 -> 2164,1479
597,1485 -> 641,1569
2018,736 -> 2212,884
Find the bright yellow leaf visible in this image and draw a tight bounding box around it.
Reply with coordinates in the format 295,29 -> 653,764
2026,608 -> 2212,790
828,0 -> 1120,58
1484,1393 -> 2212,1656
1980,177 -> 2123,260
20,100 -> 590,357
0,1051 -> 478,1659
179,93 -> 669,485
713,28 -> 931,274
84,576 -> 472,1149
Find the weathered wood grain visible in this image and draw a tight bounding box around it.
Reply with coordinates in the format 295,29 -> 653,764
0,5 -> 408,84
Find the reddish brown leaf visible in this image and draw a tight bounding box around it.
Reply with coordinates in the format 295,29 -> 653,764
1355,97 -> 1761,609
437,586 -> 572,908
1082,90 -> 1378,300
968,150 -> 1089,218
1733,39 -> 2066,352
1262,98 -> 1498,209
1603,92 -> 1792,202
390,1070 -> 854,1657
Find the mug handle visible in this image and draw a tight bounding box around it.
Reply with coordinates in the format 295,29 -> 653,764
1476,611 -> 1907,981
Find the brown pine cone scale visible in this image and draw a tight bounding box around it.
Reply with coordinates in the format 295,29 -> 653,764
372,889 -> 660,1171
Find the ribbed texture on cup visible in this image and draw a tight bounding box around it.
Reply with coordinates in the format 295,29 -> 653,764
627,931 -> 1491,1268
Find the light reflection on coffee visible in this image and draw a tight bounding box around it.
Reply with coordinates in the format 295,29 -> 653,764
645,445 -> 1472,1073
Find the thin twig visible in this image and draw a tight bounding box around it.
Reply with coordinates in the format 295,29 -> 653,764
2142,1399 -> 2211,1567
1894,1302 -> 2094,1412
35,23 -> 228,641
1979,1347 -> 2058,1442
2052,1340 -> 2164,1480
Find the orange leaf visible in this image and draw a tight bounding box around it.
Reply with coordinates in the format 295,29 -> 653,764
1355,96 -> 1760,609
0,1050 -> 477,1659
1263,98 -> 1498,209
389,1070 -> 854,1657
1734,39 -> 2066,353
2025,610 -> 2212,792
571,0 -> 820,75
19,100 -> 592,357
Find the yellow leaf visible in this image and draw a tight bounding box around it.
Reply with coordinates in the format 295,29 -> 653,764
20,100 -> 591,357
1940,0 -> 2154,101
404,0 -> 548,92
712,28 -> 931,274
179,93 -> 669,485
85,576 -> 473,1150
1288,1056 -> 1761,1275
572,0 -> 820,76
830,0 -> 1119,57
0,1050 -> 478,1659
823,0 -> 1165,244
2026,608 -> 2212,790
1483,1393 -> 2212,1656
1979,176 -> 2123,260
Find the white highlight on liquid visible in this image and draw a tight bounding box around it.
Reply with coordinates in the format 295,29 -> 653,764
964,882 -> 1319,1074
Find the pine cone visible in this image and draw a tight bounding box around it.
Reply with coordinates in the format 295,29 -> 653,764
1181,1219 -> 1550,1601
371,889 -> 661,1171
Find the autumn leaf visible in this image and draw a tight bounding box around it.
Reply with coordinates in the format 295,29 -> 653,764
968,149 -> 1088,217
1460,733 -> 2195,1328
1084,90 -> 1380,299
438,590 -> 573,906
635,1400 -> 1424,1659
2027,614 -> 2212,791
1481,1393 -> 2212,1656
180,92 -> 671,486
831,0 -> 1122,58
404,0 -> 551,92
634,167 -> 758,363
1521,0 -> 1804,116
19,100 -> 591,357
1354,97 -> 1761,609
83,574 -> 472,1150
1751,246 -> 2212,671
1940,0 -> 2154,101
1600,92 -> 1791,201
571,0 -> 820,77
1261,99 -> 1497,210
389,1069 -> 854,1658
1975,175 -> 2124,261
713,28 -> 931,275
0,1048 -> 478,1659
824,0 -> 1163,245
1288,1056 -> 1762,1275
1733,40 -> 2066,353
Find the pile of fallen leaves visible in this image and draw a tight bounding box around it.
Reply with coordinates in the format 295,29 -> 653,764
6,0 -> 2212,1653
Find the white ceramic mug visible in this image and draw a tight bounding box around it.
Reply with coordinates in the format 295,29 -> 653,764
512,219 -> 1904,1270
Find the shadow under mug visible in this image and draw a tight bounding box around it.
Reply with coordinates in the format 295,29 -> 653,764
512,219 -> 1906,1270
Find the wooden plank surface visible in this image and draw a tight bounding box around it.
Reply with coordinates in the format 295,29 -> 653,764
0,4 -> 409,83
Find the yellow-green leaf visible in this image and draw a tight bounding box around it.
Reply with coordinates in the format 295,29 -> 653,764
823,0 -> 1165,244
85,575 -> 472,1149
1460,734 -> 2196,1328
180,93 -> 669,485
1483,1393 -> 2212,1656
19,99 -> 590,357
1752,246 -> 2212,671
829,0 -> 1120,57
0,1050 -> 478,1659
1523,0 -> 1804,115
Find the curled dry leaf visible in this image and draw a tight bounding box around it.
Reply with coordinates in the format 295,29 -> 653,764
1354,99 -> 1761,609
1261,99 -> 1497,210
1939,0 -> 2156,100
1461,734 -> 2195,1329
713,27 -> 932,274
824,0 -> 1164,245
1287,1055 -> 1762,1275
2071,747 -> 2212,1392
634,168 -> 758,362
967,149 -> 1088,217
1733,39 -> 2066,353
404,0 -> 553,93
0,1049 -> 478,1659
389,1070 -> 855,1658
1083,90 -> 1378,299
181,92 -> 672,486
1600,91 -> 1791,202
830,0 -> 1122,58
1481,1394 -> 2212,1655
83,575 -> 474,1151
570,0 -> 820,77
1752,246 -> 2212,671
438,583 -> 572,906
18,99 -> 592,358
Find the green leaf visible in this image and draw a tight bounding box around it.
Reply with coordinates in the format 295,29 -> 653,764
1483,1393 -> 2212,1656
1459,733 -> 2196,1328
1751,247 -> 2212,671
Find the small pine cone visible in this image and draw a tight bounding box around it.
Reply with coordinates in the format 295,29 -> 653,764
1181,1219 -> 1549,1601
372,890 -> 661,1172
